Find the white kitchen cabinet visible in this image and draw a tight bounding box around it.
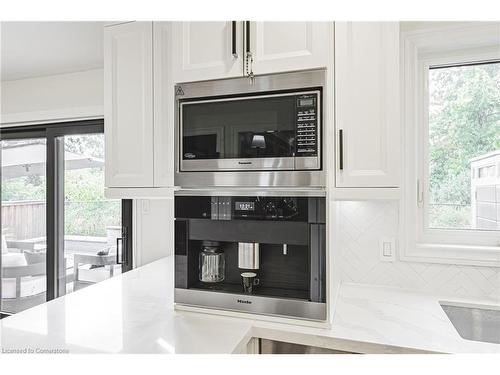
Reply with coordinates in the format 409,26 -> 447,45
171,21 -> 328,83
171,21 -> 243,83
153,22 -> 175,187
250,22 -> 329,75
104,21 -> 154,188
334,22 -> 400,188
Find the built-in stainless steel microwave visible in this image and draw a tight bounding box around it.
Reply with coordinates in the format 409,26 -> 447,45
174,70 -> 325,188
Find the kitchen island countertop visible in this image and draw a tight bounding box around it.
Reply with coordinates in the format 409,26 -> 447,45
1,256 -> 499,354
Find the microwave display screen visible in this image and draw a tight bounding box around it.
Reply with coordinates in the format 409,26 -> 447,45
235,202 -> 255,211
298,98 -> 314,107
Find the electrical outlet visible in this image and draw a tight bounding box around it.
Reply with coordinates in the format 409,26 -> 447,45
379,237 -> 396,262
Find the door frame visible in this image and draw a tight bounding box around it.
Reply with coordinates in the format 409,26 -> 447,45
1,120 -> 133,310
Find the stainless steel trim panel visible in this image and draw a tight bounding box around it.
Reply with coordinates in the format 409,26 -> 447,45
175,170 -> 325,189
175,69 -> 326,96
175,288 -> 327,321
174,187 -> 327,197
295,156 -> 319,170
180,89 -> 319,105
259,339 -> 354,354
181,157 -> 295,172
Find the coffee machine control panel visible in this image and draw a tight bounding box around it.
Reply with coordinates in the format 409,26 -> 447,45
209,196 -> 303,221
174,195 -> 324,223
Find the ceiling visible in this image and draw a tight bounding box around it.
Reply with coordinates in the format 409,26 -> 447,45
1,21 -> 106,81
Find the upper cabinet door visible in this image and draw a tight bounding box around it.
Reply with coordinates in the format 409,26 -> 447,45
104,22 -> 154,188
171,22 -> 243,82
334,22 -> 400,188
153,22 -> 174,188
250,22 -> 328,75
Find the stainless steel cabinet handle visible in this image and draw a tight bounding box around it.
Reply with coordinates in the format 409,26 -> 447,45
231,21 -> 238,58
122,227 -> 128,265
339,129 -> 344,170
244,21 -> 254,82
417,179 -> 424,208
245,21 -> 251,54
116,237 -> 123,265
116,227 -> 128,265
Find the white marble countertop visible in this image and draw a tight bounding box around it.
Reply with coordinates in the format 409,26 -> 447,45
252,283 -> 500,354
0,257 -> 253,354
1,256 -> 499,354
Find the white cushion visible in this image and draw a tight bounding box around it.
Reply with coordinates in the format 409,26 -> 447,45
2,252 -> 28,267
23,251 -> 45,265
1,235 -> 8,254
77,266 -> 118,283
1,276 -> 46,298
1,252 -> 45,299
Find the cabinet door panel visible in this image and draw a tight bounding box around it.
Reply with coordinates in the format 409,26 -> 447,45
172,22 -> 243,82
104,21 -> 154,188
153,22 -> 175,187
334,22 -> 400,188
251,22 -> 328,75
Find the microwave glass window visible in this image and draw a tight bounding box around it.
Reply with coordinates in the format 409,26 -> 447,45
181,95 -> 296,160
183,133 -> 218,159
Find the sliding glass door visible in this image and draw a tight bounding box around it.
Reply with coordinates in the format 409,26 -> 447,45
1,137 -> 48,314
1,120 -> 132,315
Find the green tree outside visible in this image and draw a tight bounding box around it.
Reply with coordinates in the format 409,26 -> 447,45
428,62 -> 500,229
2,134 -> 120,237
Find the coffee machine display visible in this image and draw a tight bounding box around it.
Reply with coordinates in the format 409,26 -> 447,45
174,195 -> 326,321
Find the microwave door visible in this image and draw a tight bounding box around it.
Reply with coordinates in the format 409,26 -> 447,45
180,94 -> 297,172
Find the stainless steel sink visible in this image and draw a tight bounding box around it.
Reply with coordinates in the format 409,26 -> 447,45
440,302 -> 500,344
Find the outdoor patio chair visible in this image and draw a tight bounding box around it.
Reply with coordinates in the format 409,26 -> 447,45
1,257 -> 46,314
73,247 -> 119,290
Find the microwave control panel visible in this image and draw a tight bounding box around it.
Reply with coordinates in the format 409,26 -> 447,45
295,93 -> 319,156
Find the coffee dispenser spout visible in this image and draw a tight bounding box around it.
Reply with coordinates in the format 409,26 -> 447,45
238,242 -> 260,270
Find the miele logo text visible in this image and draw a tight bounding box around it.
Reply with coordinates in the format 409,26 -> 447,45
237,299 -> 252,304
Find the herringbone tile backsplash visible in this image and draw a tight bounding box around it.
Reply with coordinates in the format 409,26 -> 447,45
337,201 -> 500,301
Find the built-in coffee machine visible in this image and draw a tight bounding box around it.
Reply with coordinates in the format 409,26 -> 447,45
174,195 -> 326,321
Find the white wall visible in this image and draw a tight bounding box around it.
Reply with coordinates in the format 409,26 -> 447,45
1,69 -> 171,266
1,69 -> 103,125
133,199 -> 174,267
337,201 -> 500,301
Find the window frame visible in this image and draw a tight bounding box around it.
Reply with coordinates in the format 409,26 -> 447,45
401,23 -> 500,267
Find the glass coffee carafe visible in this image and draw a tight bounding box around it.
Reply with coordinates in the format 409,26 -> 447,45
199,241 -> 225,283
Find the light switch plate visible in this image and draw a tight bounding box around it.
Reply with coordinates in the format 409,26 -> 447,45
142,199 -> 151,214
379,237 -> 396,262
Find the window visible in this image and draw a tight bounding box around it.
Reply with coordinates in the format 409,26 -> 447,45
427,62 -> 500,231
402,23 -> 500,267
1,121 -> 133,315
